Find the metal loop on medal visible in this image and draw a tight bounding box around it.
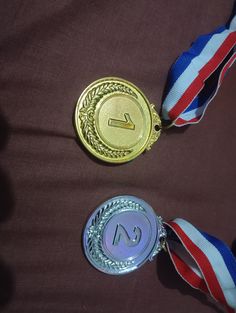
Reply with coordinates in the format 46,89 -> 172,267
83,195 -> 167,275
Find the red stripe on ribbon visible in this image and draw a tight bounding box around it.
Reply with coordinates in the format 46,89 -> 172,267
175,116 -> 201,126
167,246 -> 209,293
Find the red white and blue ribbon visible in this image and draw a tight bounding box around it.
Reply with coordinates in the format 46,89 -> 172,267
165,218 -> 236,312
162,14 -> 236,127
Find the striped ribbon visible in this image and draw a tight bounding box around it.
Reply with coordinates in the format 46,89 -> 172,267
164,218 -> 236,312
162,13 -> 236,127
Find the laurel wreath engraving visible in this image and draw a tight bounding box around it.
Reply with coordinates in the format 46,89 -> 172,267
86,199 -> 145,273
79,82 -> 138,159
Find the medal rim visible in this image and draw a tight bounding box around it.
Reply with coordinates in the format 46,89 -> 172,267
74,77 -> 160,163
83,195 -> 164,275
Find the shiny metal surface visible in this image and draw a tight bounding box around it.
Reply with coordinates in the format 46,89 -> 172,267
83,195 -> 166,274
74,77 -> 161,163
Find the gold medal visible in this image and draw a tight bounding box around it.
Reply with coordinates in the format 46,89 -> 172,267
74,77 -> 161,163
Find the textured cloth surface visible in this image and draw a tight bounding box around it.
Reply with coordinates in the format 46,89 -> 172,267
0,1 -> 236,313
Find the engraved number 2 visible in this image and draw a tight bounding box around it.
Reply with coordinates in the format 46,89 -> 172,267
108,113 -> 135,130
112,224 -> 141,247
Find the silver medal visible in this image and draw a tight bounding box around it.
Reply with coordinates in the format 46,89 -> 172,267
83,195 -> 167,275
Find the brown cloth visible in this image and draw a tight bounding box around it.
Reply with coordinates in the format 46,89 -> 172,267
0,1 -> 236,312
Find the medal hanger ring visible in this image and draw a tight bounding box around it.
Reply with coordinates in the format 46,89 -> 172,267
74,77 -> 161,163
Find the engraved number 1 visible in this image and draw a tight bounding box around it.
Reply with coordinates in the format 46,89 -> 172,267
108,113 -> 135,130
112,224 -> 141,247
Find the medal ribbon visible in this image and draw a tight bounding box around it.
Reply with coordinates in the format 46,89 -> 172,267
164,219 -> 236,312
162,13 -> 236,127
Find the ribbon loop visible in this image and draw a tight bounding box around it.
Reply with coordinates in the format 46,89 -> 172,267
162,15 -> 236,127
164,218 -> 236,312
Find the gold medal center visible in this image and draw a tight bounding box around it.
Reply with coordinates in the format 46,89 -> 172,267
74,77 -> 161,163
96,95 -> 145,149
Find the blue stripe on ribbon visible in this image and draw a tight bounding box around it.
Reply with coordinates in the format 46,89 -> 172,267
201,231 -> 236,286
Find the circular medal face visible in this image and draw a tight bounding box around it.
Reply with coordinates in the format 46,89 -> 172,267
83,195 -> 166,275
74,77 -> 161,163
